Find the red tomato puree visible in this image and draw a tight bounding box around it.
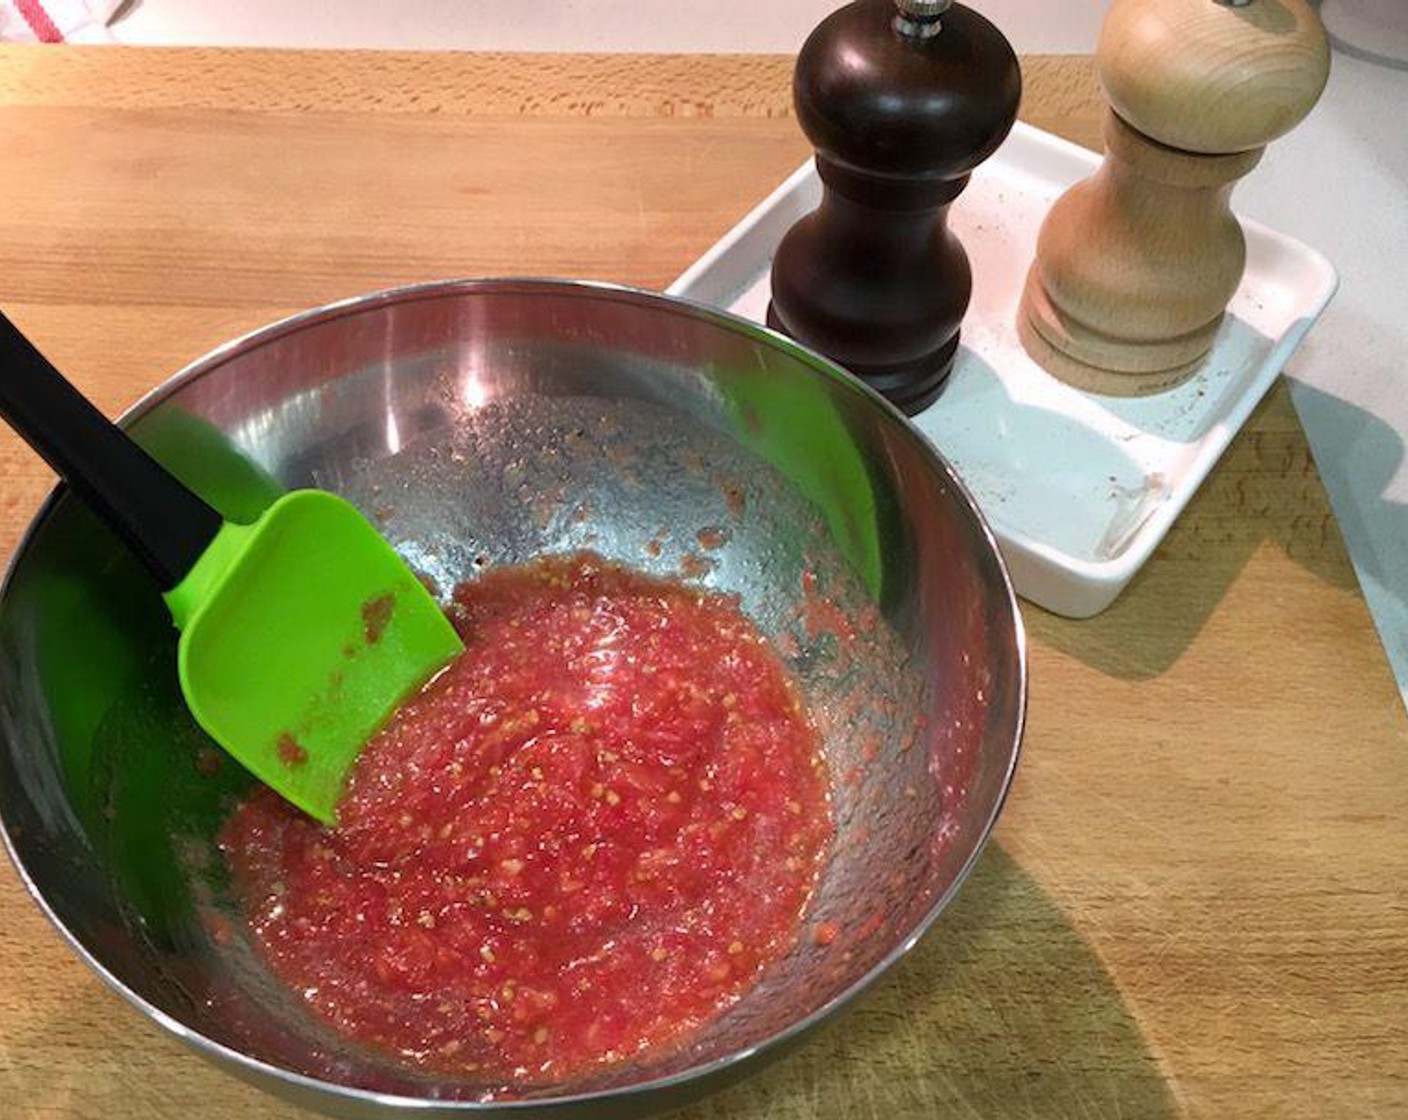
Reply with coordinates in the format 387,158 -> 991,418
221,552 -> 833,1087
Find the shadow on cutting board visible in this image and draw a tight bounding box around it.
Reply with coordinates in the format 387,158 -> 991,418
0,845 -> 1176,1119
1026,372 -> 1367,681
1282,376 -> 1408,620
676,845 -> 1180,1120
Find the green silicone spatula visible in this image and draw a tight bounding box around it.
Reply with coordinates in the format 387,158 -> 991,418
0,311 -> 465,824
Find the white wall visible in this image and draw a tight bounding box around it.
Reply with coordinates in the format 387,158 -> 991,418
109,0 -> 1110,53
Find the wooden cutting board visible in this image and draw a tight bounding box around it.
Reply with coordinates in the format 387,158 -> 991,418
0,47 -> 1403,1120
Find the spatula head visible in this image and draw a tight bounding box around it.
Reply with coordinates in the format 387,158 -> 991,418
164,490 -> 464,824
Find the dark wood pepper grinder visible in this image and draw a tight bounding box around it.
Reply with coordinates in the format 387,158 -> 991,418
767,0 -> 1021,415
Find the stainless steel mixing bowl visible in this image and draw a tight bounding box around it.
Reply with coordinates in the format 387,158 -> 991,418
0,279 -> 1025,1118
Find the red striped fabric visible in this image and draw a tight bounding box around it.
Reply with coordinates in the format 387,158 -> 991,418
14,0 -> 63,42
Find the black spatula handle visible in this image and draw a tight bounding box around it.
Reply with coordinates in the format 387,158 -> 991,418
0,311 -> 223,591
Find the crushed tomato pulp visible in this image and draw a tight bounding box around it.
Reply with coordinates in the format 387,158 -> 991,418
221,552 -> 833,1086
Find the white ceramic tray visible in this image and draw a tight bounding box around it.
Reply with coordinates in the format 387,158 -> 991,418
668,122 -> 1338,617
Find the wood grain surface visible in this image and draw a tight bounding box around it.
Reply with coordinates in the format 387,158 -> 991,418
0,47 -> 1403,1120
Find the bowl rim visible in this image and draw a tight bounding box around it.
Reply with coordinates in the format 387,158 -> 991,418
0,276 -> 1027,1112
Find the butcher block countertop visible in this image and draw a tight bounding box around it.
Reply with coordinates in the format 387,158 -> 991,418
0,47 -> 1403,1120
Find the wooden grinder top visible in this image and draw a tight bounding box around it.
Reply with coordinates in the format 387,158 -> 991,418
1098,0 -> 1331,155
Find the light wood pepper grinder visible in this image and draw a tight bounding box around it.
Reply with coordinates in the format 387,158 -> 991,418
1018,0 -> 1330,395
767,0 -> 1021,415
